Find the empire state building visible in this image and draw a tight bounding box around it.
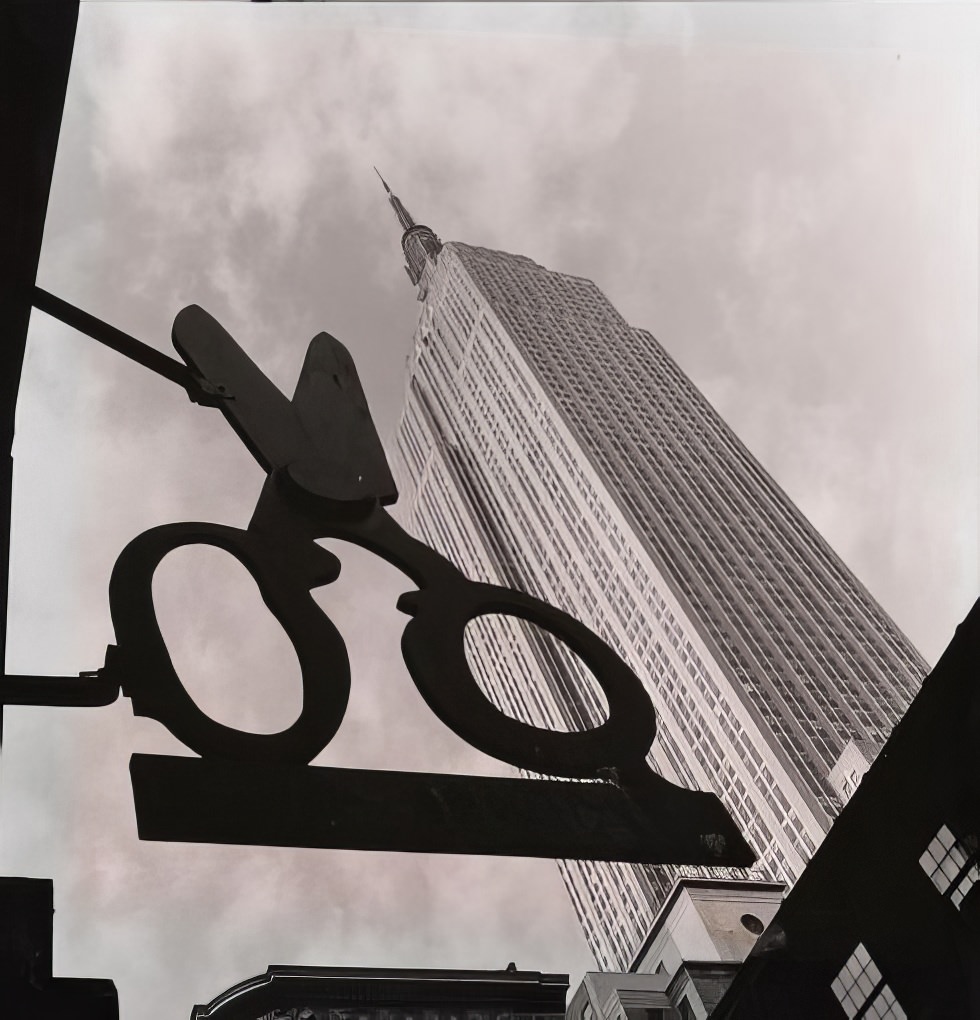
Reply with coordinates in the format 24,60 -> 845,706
382,177 -> 928,972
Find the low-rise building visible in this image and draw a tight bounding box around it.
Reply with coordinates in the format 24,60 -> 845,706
191,964 -> 569,1020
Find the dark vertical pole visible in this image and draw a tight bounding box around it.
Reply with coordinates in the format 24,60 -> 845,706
0,0 -> 80,743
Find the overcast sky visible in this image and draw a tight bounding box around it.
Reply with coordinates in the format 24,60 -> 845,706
2,2 -> 978,1016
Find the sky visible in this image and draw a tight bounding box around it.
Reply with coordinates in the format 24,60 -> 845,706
2,2 -> 978,1016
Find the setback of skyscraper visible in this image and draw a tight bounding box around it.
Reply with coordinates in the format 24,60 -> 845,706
381,179 -> 928,972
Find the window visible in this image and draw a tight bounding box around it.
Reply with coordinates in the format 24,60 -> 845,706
676,997 -> 696,1020
919,825 -> 979,908
831,943 -> 905,1019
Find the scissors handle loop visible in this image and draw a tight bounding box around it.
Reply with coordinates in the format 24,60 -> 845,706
107,523 -> 349,764
398,581 -> 656,779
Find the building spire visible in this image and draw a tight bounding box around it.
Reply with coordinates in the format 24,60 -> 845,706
374,166 -> 416,234
374,167 -> 443,288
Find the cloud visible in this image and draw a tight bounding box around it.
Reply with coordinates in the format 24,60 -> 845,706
5,3 -> 976,1015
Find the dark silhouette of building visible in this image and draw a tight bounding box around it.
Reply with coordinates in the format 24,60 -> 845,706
0,9 -> 117,1013
0,877 -> 118,1018
560,601 -> 980,1017
191,964 -> 569,1020
710,599 -> 980,1018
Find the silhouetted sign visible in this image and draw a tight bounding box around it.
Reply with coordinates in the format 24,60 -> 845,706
9,299 -> 754,867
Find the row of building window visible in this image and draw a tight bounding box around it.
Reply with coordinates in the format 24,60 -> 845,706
396,247 -> 927,971
453,244 -> 924,701
400,255 -> 829,964
402,272 -> 674,967
634,325 -> 926,685
833,943 -> 906,1019
461,300 -> 823,877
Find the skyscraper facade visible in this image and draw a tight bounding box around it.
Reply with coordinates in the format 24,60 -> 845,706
383,181 -> 928,972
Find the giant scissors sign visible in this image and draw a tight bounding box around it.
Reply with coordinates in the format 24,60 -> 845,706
6,294 -> 753,867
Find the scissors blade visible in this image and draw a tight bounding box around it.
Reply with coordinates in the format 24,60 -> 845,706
290,333 -> 397,505
172,304 -> 316,476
